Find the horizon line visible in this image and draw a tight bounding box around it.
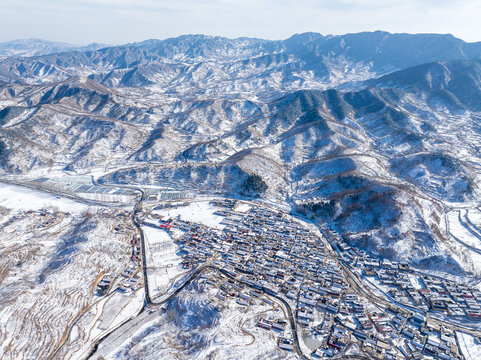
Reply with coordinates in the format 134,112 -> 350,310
1,30 -> 479,47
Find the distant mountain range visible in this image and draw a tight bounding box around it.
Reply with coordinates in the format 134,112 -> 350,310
1,32 -> 481,276
0,38 -> 108,59
1,32 -> 481,87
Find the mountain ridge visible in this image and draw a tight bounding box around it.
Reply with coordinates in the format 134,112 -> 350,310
2,31 -> 481,89
0,38 -> 108,59
1,31 -> 481,276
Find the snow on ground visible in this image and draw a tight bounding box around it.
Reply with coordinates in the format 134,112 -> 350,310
0,182 -> 88,213
469,208 -> 481,221
445,208 -> 481,275
108,280 -> 289,360
67,289 -> 144,360
153,201 -> 226,230
97,290 -> 144,331
0,207 -> 135,360
233,201 -> 252,213
467,208 -> 481,230
68,295 -> 112,360
142,225 -> 187,298
409,274 -> 422,289
448,209 -> 481,250
457,332 -> 481,360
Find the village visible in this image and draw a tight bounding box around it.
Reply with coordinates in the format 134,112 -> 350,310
96,198 -> 481,359
94,217 -> 143,296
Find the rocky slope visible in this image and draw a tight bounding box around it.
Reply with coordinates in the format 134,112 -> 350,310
1,32 -> 481,275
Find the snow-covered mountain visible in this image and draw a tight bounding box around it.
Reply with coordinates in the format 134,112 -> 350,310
1,32 -> 481,275
0,38 -> 108,59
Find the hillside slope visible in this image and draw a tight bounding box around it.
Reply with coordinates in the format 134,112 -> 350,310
1,32 -> 481,275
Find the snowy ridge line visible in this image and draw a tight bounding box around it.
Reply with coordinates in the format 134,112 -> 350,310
5,32 -> 481,359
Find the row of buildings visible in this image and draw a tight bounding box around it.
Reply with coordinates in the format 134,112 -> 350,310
154,200 -> 470,359
336,239 -> 481,321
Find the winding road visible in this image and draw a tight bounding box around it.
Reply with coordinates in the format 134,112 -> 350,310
7,176 -> 478,359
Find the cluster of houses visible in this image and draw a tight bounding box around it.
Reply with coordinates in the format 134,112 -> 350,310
154,200 -> 469,359
95,233 -> 142,297
117,234 -> 143,293
37,210 -> 63,229
420,276 -> 481,319
94,274 -> 112,296
117,262 -> 141,293
336,238 -> 481,322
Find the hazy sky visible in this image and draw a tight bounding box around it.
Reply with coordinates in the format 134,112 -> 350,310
1,0 -> 480,45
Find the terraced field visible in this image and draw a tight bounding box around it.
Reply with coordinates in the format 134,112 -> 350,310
0,184 -> 137,360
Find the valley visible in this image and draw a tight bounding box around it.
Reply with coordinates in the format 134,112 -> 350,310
2,32 -> 481,359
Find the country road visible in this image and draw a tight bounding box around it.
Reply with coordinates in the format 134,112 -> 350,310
4,177 -> 480,359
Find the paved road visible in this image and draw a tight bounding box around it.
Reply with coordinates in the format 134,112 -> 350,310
319,225 -> 481,342
92,177 -> 153,304
87,265 -> 211,359
11,178 -> 468,358
89,263 -> 357,360
44,181 -> 146,360
131,190 -> 153,305
0,179 -> 370,359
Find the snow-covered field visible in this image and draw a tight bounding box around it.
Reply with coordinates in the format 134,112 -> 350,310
457,332 -> 481,360
0,184 -> 136,360
142,225 -> 187,298
446,208 -> 481,274
66,290 -> 144,360
3,33 -> 481,360
233,201 -> 252,213
448,209 -> 481,251
152,201 -> 226,230
468,209 -> 481,228
107,279 -> 290,360
0,182 -> 89,213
